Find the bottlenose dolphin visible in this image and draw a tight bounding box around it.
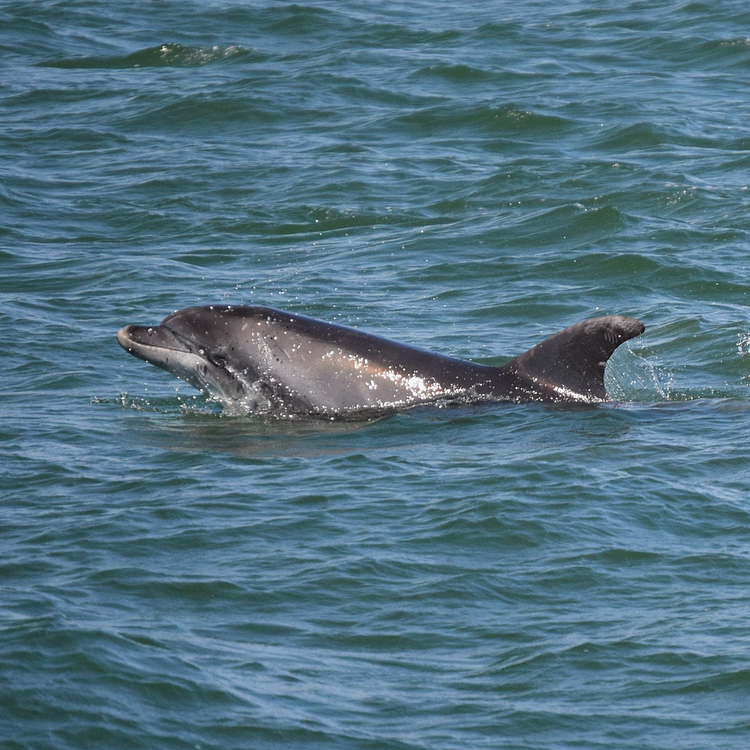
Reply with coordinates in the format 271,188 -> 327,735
116,305 -> 644,419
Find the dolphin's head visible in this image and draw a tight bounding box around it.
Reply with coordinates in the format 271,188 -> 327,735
116,306 -> 264,407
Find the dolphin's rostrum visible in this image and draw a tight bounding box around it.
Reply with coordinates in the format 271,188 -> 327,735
117,305 -> 644,418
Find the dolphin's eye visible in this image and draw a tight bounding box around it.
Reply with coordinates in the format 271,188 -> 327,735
206,350 -> 227,369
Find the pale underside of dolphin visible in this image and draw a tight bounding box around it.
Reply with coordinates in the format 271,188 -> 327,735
116,305 -> 645,419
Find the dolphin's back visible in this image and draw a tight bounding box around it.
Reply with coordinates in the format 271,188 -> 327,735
175,306 -> 494,415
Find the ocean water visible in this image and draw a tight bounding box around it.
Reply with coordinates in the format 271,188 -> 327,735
3,0 -> 750,748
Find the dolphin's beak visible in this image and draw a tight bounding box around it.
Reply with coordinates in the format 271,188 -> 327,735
116,325 -> 138,351
116,324 -> 189,365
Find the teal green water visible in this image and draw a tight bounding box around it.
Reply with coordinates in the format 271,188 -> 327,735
3,1 -> 750,748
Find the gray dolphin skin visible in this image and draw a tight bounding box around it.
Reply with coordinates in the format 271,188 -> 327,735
116,305 -> 645,419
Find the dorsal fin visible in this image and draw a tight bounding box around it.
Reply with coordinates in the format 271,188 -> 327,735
498,316 -> 645,402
